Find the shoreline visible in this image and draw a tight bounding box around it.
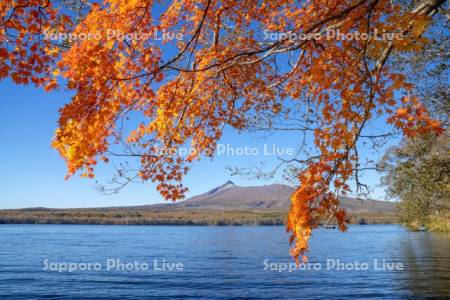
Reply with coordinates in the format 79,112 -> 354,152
0,207 -> 398,226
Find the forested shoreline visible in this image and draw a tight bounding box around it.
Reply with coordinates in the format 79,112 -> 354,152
0,207 -> 398,226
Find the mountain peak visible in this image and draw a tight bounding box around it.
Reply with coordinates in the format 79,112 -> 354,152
178,182 -> 396,213
206,180 -> 236,195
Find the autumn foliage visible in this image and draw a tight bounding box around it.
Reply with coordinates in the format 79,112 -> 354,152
1,0 -> 446,262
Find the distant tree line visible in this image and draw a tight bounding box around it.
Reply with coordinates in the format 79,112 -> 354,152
0,208 -> 397,226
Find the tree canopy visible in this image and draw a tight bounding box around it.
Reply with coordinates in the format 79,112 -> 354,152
381,133 -> 449,230
1,0 -> 447,262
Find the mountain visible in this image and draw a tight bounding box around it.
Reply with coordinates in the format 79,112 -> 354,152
177,181 -> 396,214
178,182 -> 293,209
0,181 -> 398,225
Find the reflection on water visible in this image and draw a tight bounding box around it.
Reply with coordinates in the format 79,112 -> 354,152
401,231 -> 450,297
0,224 -> 448,299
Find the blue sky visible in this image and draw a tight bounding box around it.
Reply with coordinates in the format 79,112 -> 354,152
0,78 -> 294,208
0,77 -> 397,209
0,1 -> 413,209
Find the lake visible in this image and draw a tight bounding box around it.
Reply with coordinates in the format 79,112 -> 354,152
0,225 -> 448,299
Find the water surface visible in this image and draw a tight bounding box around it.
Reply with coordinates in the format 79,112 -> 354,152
0,225 -> 448,299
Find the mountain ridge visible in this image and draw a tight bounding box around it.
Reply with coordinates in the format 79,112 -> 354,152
175,181 -> 396,214
0,181 -> 398,225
